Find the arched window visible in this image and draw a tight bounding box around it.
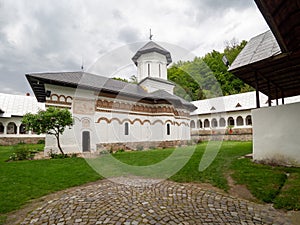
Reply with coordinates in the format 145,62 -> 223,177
228,117 -> 234,126
0,122 -> 4,134
124,122 -> 129,135
211,118 -> 218,128
190,120 -> 195,129
204,119 -> 210,128
19,124 -> 27,134
219,118 -> 226,127
197,120 -> 202,128
7,122 -> 17,134
167,123 -> 170,135
237,116 -> 244,126
246,115 -> 252,126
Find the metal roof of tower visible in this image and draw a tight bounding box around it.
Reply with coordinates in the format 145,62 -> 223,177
132,41 -> 172,66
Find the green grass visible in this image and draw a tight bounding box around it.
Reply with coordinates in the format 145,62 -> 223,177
231,158 -> 300,209
110,141 -> 252,190
0,145 -> 101,215
170,141 -> 252,190
1,140 -> 300,223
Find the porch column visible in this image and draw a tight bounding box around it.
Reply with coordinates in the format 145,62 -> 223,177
255,72 -> 260,108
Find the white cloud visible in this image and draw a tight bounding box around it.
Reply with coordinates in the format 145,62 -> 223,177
0,0 -> 269,95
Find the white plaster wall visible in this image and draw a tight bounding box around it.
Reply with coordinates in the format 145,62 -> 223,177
252,102 -> 300,166
136,52 -> 168,82
190,110 -> 252,130
43,84 -> 191,153
0,116 -> 45,137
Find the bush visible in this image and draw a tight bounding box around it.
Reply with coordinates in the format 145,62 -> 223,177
50,153 -> 69,159
136,145 -> 144,151
37,139 -> 45,144
9,144 -> 35,161
114,149 -> 125,154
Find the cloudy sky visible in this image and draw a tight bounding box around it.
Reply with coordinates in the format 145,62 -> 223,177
0,0 -> 269,95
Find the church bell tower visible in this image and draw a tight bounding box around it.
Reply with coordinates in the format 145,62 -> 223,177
132,41 -> 175,94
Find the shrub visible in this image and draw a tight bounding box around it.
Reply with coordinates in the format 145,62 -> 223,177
136,145 -> 144,151
37,139 -> 45,144
99,150 -> 110,155
50,153 -> 69,159
48,149 -> 69,159
115,149 -> 125,154
9,144 -> 35,161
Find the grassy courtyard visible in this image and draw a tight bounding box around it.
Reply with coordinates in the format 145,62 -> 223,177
0,141 -> 299,223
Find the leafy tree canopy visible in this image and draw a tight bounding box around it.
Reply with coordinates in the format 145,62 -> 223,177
168,39 -> 254,100
22,107 -> 73,155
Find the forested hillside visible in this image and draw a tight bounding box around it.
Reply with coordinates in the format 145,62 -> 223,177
168,40 -> 254,101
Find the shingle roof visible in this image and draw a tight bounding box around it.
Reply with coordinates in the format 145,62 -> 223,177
26,71 -> 195,111
190,91 -> 300,115
0,93 -> 45,118
132,41 -> 172,65
138,77 -> 175,86
229,30 -> 281,71
150,90 -> 197,111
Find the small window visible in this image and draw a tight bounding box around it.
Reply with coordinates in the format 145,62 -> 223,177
236,103 -> 242,108
219,118 -> 226,127
236,116 -> 244,126
204,119 -> 210,128
210,106 -> 216,111
0,122 -> 4,134
228,117 -> 235,126
7,122 -> 17,134
147,63 -> 150,76
167,123 -> 170,135
190,120 -> 195,129
212,118 -> 218,128
197,120 -> 202,128
159,64 -> 161,77
19,124 -> 27,134
125,122 -> 129,135
246,115 -> 252,126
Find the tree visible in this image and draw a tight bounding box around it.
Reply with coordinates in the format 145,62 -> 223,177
129,75 -> 138,84
22,107 -> 73,155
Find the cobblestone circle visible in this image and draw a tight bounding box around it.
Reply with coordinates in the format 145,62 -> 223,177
18,177 -> 291,225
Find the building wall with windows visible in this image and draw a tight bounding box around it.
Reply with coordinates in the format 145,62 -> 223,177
0,93 -> 45,145
43,84 -> 191,154
190,91 -> 300,141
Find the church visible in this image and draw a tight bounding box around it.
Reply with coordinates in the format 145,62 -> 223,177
26,41 -> 196,154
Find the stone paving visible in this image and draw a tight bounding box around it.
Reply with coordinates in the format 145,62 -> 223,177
16,177 -> 291,225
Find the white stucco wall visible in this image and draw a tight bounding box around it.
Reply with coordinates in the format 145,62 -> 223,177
136,52 -> 168,82
252,102 -> 300,166
190,110 -> 252,130
0,116 -> 45,138
43,85 -> 191,154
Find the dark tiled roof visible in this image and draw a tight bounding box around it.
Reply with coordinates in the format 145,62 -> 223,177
138,77 -> 175,86
229,30 -> 281,71
26,71 -> 195,111
150,90 -> 197,111
132,41 -> 172,65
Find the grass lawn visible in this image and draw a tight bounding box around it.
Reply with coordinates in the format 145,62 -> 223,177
0,141 -> 299,224
231,158 -> 300,210
0,144 -> 101,216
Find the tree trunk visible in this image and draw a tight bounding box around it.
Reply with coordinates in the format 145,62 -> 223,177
56,134 -> 65,155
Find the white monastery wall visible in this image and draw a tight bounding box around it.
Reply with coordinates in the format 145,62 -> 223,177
43,85 -> 191,154
252,102 -> 300,166
190,110 -> 252,130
